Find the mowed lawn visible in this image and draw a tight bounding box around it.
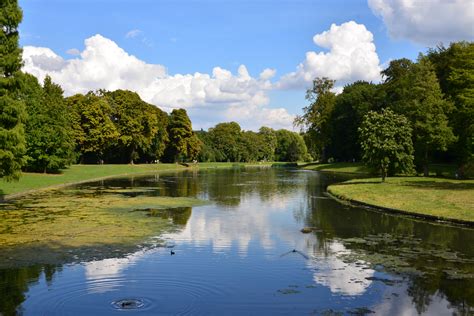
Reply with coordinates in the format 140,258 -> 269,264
328,177 -> 474,223
0,162 -> 245,197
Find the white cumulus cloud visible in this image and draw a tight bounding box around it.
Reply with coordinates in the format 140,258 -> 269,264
22,34 -> 294,131
368,0 -> 474,45
278,21 -> 382,89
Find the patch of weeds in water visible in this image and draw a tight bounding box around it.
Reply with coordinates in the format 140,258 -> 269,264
315,309 -> 344,316
347,307 -> 375,315
339,233 -> 474,285
277,288 -> 301,294
0,186 -> 208,268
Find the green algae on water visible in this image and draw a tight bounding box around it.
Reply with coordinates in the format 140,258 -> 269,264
0,185 -> 207,268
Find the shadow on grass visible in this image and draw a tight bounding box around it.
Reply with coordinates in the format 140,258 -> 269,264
402,181 -> 474,191
301,162 -> 370,173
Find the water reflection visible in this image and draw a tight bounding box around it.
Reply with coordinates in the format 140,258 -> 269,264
0,168 -> 472,315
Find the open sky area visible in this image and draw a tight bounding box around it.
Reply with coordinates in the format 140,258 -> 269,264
19,0 -> 474,131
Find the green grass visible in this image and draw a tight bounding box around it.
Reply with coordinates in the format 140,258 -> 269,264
328,177 -> 474,223
301,162 -> 371,174
0,162 -> 274,198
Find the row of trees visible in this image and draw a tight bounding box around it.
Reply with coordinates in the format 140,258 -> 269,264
296,42 -> 473,177
18,75 -> 203,171
196,123 -> 311,163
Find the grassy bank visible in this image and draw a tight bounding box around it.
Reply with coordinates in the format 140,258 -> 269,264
0,162 -> 272,198
301,162 -> 371,174
328,177 -> 474,223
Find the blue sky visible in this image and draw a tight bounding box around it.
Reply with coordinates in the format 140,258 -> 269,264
19,0 -> 473,130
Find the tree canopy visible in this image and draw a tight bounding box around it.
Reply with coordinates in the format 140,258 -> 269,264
359,109 -> 415,181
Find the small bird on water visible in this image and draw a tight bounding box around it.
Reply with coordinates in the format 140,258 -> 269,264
170,250 -> 175,255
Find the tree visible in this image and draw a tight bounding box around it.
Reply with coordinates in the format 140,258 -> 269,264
0,0 -> 26,180
208,122 -> 242,162
328,81 -> 381,161
359,109 -> 415,181
106,90 -> 159,164
275,129 -> 310,162
67,92 -> 119,164
382,57 -> 456,175
258,127 -> 277,161
22,76 -> 75,172
294,77 -> 336,161
428,42 -> 474,174
164,109 -> 200,162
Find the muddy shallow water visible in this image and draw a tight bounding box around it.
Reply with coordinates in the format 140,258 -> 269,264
0,168 -> 473,315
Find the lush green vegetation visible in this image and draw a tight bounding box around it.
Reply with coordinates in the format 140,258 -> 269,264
358,109 -> 415,181
296,42 -> 473,179
328,177 -> 474,222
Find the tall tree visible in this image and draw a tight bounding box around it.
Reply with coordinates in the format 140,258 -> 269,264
428,42 -> 474,174
208,122 -> 242,162
294,77 -> 336,161
165,109 -> 200,162
23,76 -> 75,172
67,92 -> 119,164
359,109 -> 415,181
107,90 -> 159,164
258,127 -> 277,161
328,81 -> 381,161
0,0 -> 26,180
383,57 -> 455,175
275,129 -> 310,162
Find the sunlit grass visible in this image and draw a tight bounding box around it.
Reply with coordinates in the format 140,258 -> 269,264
328,177 -> 474,222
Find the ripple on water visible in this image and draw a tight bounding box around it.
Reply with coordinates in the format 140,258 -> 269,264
23,267 -> 230,315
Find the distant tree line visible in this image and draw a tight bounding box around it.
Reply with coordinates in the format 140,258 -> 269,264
196,123 -> 310,163
296,42 -> 473,177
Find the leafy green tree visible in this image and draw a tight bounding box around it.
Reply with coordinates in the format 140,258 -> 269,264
67,92 -> 119,164
107,90 -> 159,164
328,81 -> 381,161
145,106 -> 169,163
0,0 -> 26,180
428,42 -> 474,174
258,127 -> 277,161
275,129 -> 310,162
22,75 -> 75,172
208,122 -> 242,162
359,109 -> 415,181
294,77 -> 336,161
385,57 -> 455,175
165,109 -> 200,162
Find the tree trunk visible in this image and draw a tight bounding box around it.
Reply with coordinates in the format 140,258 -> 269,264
423,149 -> 429,177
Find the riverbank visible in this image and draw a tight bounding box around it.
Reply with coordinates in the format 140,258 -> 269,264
0,162 -> 274,200
328,177 -> 474,224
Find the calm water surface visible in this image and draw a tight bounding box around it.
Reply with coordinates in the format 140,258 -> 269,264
0,168 -> 473,315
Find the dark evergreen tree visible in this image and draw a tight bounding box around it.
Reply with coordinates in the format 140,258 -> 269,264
0,0 -> 26,180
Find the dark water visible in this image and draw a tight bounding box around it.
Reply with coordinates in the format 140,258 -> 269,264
0,168 -> 473,315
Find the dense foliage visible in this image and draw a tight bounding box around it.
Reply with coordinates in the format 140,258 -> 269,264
359,109 -> 415,181
196,123 -> 310,163
298,42 -> 473,178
